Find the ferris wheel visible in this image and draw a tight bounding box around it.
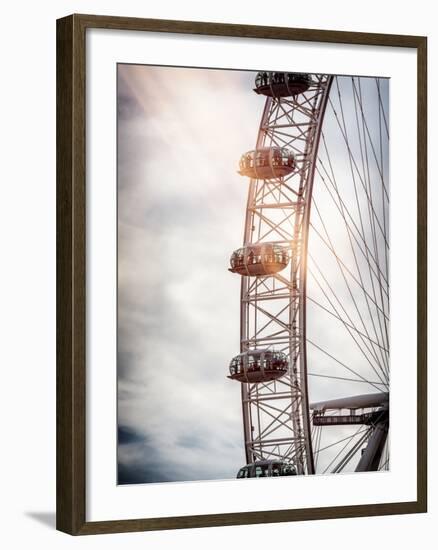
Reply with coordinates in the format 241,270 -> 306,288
227,71 -> 389,477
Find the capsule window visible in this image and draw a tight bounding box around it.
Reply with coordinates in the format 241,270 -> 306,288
254,465 -> 269,477
281,464 -> 296,476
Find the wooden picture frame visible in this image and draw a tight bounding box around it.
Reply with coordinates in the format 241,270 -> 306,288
56,13 -> 427,535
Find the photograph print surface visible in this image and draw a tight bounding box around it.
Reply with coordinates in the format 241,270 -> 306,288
117,65 -> 389,484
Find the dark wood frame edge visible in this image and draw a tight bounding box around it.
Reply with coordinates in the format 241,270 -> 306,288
56,13 -> 428,536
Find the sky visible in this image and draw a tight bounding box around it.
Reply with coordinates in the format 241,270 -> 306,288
117,64 -> 389,484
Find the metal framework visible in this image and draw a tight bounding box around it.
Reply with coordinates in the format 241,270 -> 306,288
238,75 -> 332,474
232,72 -> 390,476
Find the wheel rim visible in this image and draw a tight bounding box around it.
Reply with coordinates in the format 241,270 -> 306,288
229,72 -> 389,476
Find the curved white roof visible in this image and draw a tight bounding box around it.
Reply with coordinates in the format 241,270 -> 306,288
310,392 -> 389,411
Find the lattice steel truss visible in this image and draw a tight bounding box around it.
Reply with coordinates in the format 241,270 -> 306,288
240,75 -> 333,474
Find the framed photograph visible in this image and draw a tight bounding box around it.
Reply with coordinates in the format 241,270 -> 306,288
56,14 -> 427,535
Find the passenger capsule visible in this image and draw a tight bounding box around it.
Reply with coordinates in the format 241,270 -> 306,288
229,243 -> 289,276
228,349 -> 289,383
237,460 -> 297,478
238,147 -> 295,180
254,72 -> 312,97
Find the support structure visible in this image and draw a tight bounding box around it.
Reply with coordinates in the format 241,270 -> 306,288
228,73 -> 333,475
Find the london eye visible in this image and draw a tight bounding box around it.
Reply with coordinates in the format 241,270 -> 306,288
228,71 -> 389,477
